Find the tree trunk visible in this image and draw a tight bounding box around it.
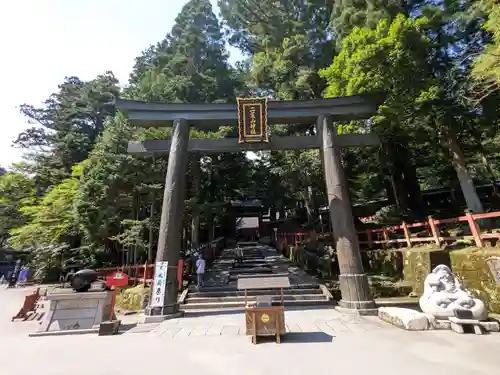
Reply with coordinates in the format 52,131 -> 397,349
442,126 -> 484,213
148,198 -> 155,262
479,150 -> 499,196
270,205 -> 277,221
381,141 -> 409,209
304,186 -> 314,225
380,144 -> 398,206
278,203 -> 286,220
191,157 -> 201,249
208,214 -> 214,242
400,149 -> 426,219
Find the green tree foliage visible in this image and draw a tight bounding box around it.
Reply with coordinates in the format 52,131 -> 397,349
321,14 -> 487,213
219,0 -> 334,99
9,164 -> 83,249
472,0 -> 500,100
330,0 -> 413,42
73,114 -> 159,253
219,0 -> 333,55
14,72 -> 119,188
0,172 -> 37,247
321,15 -> 433,131
129,0 -> 240,103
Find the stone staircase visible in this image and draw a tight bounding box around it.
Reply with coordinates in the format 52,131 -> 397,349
180,243 -> 334,312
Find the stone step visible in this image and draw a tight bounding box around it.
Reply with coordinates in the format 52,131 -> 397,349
219,254 -> 265,261
186,294 -> 326,304
235,251 -> 264,255
232,262 -> 269,269
229,267 -> 272,275
182,304 -> 334,314
188,288 -> 324,298
181,299 -> 333,310
236,242 -> 260,247
227,272 -> 290,281
236,272 -> 290,279
188,283 -> 319,293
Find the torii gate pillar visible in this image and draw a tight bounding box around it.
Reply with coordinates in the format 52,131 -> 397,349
317,115 -> 377,314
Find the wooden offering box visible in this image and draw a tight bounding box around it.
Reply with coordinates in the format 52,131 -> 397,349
237,276 -> 289,344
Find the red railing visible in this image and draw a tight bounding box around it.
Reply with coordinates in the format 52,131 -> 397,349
96,262 -> 165,283
95,237 -> 226,290
277,210 -> 500,250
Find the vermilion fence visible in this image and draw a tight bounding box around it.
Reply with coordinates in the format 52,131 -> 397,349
277,210 -> 500,250
96,237 -> 226,290
96,261 -> 175,287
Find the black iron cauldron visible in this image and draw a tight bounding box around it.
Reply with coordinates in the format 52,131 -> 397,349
70,269 -> 98,292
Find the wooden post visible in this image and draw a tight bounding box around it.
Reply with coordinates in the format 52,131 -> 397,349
177,259 -> 184,292
366,229 -> 373,248
402,222 -> 412,248
465,211 -> 483,248
109,287 -> 118,321
146,118 -> 189,317
382,229 -> 390,248
427,216 -> 440,246
258,214 -> 263,238
134,263 -> 139,286
317,115 -> 376,312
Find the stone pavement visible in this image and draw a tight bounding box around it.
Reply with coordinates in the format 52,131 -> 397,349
149,309 -> 392,338
1,286 -> 500,375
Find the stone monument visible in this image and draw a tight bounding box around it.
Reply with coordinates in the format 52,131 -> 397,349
30,270 -> 113,337
419,264 -> 488,321
379,264 -> 499,333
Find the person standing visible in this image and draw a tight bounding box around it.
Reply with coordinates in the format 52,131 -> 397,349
235,246 -> 243,264
196,254 -> 206,288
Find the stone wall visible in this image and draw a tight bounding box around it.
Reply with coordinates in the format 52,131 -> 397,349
403,247 -> 500,314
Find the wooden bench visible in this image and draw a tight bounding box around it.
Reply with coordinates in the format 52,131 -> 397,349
12,288 -> 40,321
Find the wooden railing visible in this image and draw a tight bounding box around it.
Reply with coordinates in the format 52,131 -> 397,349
95,237 -> 226,290
277,210 -> 500,250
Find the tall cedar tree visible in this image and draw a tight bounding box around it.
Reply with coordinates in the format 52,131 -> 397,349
15,72 -> 119,189
129,0 -> 238,103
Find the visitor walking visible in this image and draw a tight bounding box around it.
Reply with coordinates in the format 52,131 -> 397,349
196,254 -> 205,288
235,246 -> 244,264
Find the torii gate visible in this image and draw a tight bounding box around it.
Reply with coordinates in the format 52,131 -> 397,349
116,93 -> 383,321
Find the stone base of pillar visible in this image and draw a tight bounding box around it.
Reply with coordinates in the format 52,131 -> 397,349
138,304 -> 184,323
335,306 -> 379,316
338,273 -> 377,314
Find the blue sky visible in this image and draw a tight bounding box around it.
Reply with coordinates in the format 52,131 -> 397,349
0,0 -> 243,169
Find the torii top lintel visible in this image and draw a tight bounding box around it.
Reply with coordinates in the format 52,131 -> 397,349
115,93 -> 383,129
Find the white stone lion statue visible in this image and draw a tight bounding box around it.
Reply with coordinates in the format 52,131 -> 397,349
419,264 -> 488,320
